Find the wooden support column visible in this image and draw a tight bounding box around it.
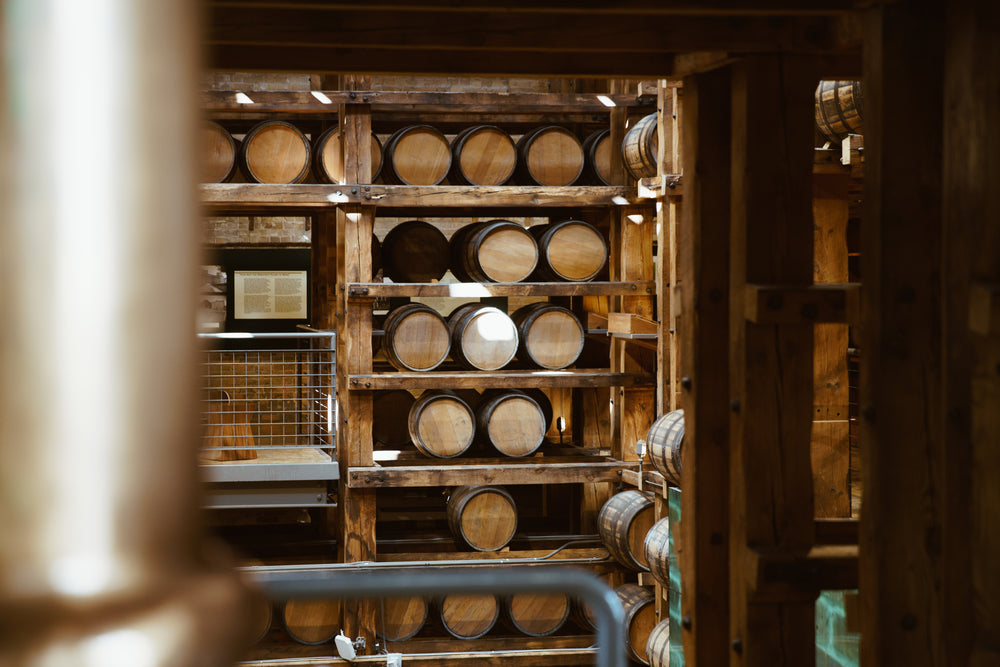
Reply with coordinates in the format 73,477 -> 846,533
669,86 -> 684,413
944,1 -> 997,664
729,55 -> 816,666
678,66 -> 731,667
812,174 -> 852,518
860,3 -> 954,665
335,74 -> 376,650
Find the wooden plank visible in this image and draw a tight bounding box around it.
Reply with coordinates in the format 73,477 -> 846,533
729,54 -> 817,666
607,312 -> 659,335
347,459 -> 631,488
968,283 -> 1000,335
201,90 -> 652,113
747,545 -> 859,596
346,281 -> 655,299
669,85 -> 683,412
744,283 -> 859,324
347,370 -> 653,391
201,184 -> 645,212
376,547 -> 610,563
677,65 -> 731,667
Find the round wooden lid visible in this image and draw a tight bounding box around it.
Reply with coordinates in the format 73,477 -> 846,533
318,130 -> 382,183
244,122 -> 310,183
523,308 -> 584,369
391,310 -> 450,371
459,490 -> 517,550
627,503 -> 656,569
458,127 -> 517,185
282,599 -> 340,645
524,128 -> 584,186
592,132 -> 613,184
391,127 -> 451,184
379,596 -> 427,641
486,395 -> 546,457
476,226 -> 538,282
459,309 -> 518,370
509,592 -> 569,635
545,222 -> 607,280
200,121 -> 236,183
415,396 -> 475,457
441,594 -> 499,638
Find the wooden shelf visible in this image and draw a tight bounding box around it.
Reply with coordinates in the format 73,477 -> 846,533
346,369 -> 653,391
347,455 -> 635,488
348,281 -> 654,299
201,184 -> 647,215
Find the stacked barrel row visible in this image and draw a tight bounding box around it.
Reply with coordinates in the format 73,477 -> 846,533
377,218 -> 609,284
201,120 -> 624,186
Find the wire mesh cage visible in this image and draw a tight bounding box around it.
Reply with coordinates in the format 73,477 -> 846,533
198,331 -> 336,467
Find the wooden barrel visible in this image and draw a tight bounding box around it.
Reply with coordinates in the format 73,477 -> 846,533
248,598 -> 273,644
447,485 -> 518,551
376,595 -> 428,642
512,302 -> 585,370
598,490 -> 656,571
313,127 -> 383,183
448,304 -> 519,371
373,390 -> 415,448
383,125 -> 452,185
239,120 -> 311,184
616,584 -> 656,664
642,517 -> 672,587
409,390 -> 476,458
815,80 -> 864,143
439,593 -> 500,639
516,126 -> 584,186
450,125 -> 517,185
646,409 -> 683,487
281,599 -> 341,645
570,598 -> 598,632
381,220 -> 451,283
503,592 -> 570,637
450,220 -> 539,283
383,303 -> 451,372
521,387 -> 554,434
622,112 -> 659,180
476,390 -> 547,457
200,120 -> 238,183
531,220 -> 608,282
582,128 -> 613,185
646,619 -> 671,667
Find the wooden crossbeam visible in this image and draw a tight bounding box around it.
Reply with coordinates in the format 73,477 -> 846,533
744,283 -> 860,324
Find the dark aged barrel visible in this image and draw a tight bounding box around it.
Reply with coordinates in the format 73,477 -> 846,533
646,409 -> 683,487
439,594 -> 500,639
448,304 -> 519,371
616,584 -> 657,665
249,598 -> 273,644
200,121 -> 238,183
598,490 -> 656,571
447,485 -> 518,551
622,112 -> 659,180
450,125 -> 518,185
503,592 -> 571,637
582,128 -> 613,185
383,303 -> 451,372
376,595 -> 428,642
516,125 -> 584,186
476,390 -> 547,457
313,127 -> 383,183
815,80 -> 864,143
646,619 -> 671,667
530,219 -> 608,282
408,390 -> 476,459
383,125 -> 452,185
281,599 -> 341,645
380,220 -> 451,283
450,220 -> 539,283
373,390 -> 415,448
239,120 -> 311,184
512,302 -> 585,370
642,517 -> 672,588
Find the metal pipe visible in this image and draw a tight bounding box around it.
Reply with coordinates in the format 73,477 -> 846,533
252,566 -> 627,667
0,0 -> 248,664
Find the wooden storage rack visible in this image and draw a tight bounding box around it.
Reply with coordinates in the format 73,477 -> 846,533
202,79 -> 660,663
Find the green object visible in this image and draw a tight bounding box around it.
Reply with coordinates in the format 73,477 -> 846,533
815,590 -> 860,666
667,487 -> 684,667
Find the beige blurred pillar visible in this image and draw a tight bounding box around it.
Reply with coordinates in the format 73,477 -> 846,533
0,0 -> 248,664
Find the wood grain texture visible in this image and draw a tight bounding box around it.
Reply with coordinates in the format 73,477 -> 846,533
678,66 -> 731,667
439,594 -> 500,639
376,595 -> 428,642
512,303 -> 585,370
516,126 -> 584,186
200,120 -> 237,183
314,128 -> 382,184
451,125 -> 517,186
384,304 -> 451,372
347,281 -> 654,299
383,125 -> 452,185
240,120 -> 311,184
346,369 -> 653,391
598,490 -> 656,571
408,390 -> 476,458
347,457 -> 631,488
616,583 -> 657,664
505,593 -> 570,637
281,599 -> 341,645
477,392 -> 546,457
447,485 -> 518,551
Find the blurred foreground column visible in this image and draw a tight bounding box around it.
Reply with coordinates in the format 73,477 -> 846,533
0,0 -> 248,664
